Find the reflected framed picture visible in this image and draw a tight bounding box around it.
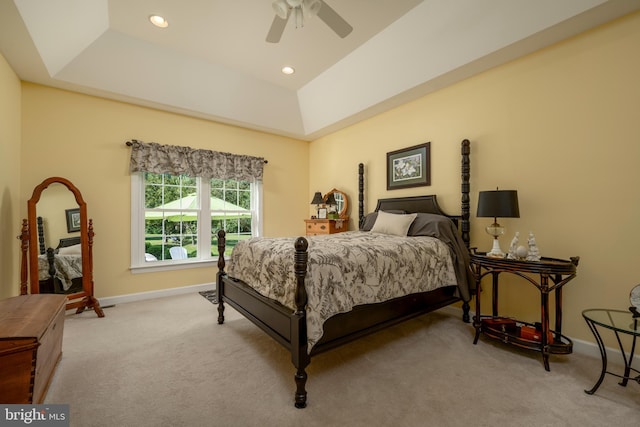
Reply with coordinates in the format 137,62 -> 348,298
317,208 -> 327,219
387,142 -> 431,190
65,208 -> 81,233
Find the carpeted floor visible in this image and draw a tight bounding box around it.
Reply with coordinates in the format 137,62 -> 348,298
45,292 -> 640,426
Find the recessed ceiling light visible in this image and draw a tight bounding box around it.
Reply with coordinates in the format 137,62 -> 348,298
282,66 -> 295,75
149,15 -> 168,28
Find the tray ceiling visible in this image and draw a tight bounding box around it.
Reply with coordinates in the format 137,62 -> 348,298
1,0 -> 638,140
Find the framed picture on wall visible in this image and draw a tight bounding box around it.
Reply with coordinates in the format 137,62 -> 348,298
386,142 -> 431,190
65,208 -> 81,233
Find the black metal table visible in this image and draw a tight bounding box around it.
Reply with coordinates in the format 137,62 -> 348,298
471,253 -> 579,371
582,308 -> 640,395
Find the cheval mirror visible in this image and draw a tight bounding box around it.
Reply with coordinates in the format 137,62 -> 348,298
19,177 -> 104,317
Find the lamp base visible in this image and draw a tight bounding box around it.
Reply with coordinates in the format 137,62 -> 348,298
486,238 -> 505,258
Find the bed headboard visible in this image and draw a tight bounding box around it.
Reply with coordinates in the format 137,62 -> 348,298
57,237 -> 81,249
375,195 -> 453,217
357,139 -> 471,248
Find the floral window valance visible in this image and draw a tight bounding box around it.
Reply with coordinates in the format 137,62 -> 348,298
128,140 -> 265,181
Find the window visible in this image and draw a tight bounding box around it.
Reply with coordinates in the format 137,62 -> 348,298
131,172 -> 262,271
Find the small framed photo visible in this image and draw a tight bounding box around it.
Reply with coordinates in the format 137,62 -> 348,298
317,208 -> 328,219
387,142 -> 431,190
65,208 -> 81,233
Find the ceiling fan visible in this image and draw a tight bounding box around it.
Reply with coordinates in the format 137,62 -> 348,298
266,0 -> 353,43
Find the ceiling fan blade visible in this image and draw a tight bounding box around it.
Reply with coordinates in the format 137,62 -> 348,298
317,1 -> 353,38
266,14 -> 289,43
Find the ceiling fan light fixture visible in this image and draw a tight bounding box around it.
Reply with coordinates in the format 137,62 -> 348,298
272,0 -> 289,20
286,0 -> 303,7
149,15 -> 168,28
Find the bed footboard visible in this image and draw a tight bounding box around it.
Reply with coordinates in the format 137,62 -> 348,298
216,230 -> 311,408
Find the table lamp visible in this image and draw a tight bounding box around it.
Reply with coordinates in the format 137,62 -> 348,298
310,191 -> 324,217
476,189 -> 520,258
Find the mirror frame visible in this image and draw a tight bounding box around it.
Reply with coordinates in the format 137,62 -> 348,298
23,177 -> 103,317
324,188 -> 349,220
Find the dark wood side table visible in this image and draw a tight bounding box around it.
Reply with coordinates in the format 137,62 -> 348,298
471,252 -> 579,371
582,309 -> 640,395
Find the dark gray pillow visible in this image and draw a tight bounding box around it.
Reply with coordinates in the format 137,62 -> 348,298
360,210 -> 408,231
407,213 -> 456,236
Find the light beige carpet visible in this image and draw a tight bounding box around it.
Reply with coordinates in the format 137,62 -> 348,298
46,292 -> 640,426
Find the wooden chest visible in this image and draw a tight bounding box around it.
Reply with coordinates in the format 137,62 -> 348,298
304,218 -> 349,236
0,294 -> 66,404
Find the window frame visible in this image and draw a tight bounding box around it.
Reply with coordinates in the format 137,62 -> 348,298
130,173 -> 262,273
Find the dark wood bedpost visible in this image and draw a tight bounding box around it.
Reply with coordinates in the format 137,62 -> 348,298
461,139 -> 470,249
358,163 -> 364,228
461,139 -> 471,323
37,216 -> 45,255
18,219 -> 29,295
216,230 -> 226,324
292,237 -> 310,408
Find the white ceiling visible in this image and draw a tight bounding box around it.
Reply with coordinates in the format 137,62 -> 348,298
1,0 -> 639,140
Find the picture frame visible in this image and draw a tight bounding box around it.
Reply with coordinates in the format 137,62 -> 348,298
317,208 -> 328,219
386,142 -> 431,190
65,208 -> 81,233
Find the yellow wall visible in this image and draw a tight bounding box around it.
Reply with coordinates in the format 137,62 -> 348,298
310,12 -> 640,343
4,12 -> 640,346
0,52 -> 21,298
20,84 -> 309,298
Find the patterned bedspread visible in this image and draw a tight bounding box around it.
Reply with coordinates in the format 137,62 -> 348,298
227,231 -> 460,351
38,254 -> 83,291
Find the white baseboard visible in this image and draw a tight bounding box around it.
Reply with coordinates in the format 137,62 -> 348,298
440,305 -> 613,362
97,282 -> 215,308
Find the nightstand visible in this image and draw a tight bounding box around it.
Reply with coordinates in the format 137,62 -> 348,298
304,218 -> 349,236
582,309 -> 640,395
470,252 -> 580,371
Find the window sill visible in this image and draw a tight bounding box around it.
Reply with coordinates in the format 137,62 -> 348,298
130,258 -> 227,274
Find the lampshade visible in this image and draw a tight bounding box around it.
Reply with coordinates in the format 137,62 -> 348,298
477,189 -> 519,258
310,191 -> 324,205
477,190 -> 520,219
324,193 -> 337,206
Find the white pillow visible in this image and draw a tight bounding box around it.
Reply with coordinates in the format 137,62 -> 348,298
370,210 -> 418,236
58,244 -> 82,255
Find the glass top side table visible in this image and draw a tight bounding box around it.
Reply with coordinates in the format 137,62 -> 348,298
582,309 -> 640,395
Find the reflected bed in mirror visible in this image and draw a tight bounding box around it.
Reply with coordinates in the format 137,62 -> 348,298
37,217 -> 83,295
20,177 -> 104,317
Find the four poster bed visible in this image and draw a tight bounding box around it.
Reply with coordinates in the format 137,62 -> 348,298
216,139 -> 472,408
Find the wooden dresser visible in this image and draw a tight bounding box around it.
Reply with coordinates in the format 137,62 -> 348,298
304,218 -> 349,236
0,294 -> 66,403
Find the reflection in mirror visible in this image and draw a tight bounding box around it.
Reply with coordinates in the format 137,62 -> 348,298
35,183 -> 83,294
324,189 -> 349,220
21,177 -> 104,317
